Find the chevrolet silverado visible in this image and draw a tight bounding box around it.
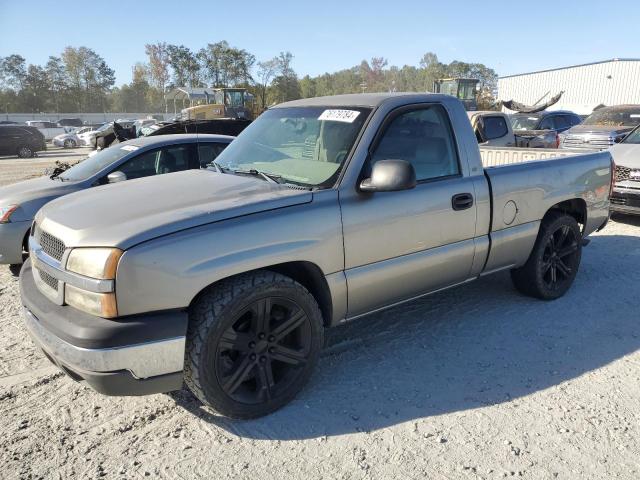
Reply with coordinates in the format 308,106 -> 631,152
20,93 -> 613,418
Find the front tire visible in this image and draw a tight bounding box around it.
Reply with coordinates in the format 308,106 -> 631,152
184,271 -> 324,418
17,146 -> 34,158
63,139 -> 76,148
511,212 -> 582,300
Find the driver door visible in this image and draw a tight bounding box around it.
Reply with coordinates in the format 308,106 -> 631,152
340,103 -> 478,318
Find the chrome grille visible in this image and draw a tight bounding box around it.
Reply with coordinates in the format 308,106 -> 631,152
39,231 -> 65,261
561,134 -> 613,150
616,166 -> 631,182
37,268 -> 58,290
615,166 -> 640,183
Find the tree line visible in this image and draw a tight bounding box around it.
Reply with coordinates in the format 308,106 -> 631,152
0,42 -> 498,114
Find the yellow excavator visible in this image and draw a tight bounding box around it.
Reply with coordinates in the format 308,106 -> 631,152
180,88 -> 254,121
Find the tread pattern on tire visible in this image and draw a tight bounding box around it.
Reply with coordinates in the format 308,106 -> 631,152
183,270 -> 323,418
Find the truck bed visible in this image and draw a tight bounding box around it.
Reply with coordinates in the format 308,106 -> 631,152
477,149 -> 612,275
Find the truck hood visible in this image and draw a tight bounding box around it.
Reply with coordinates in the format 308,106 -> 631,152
609,144 -> 640,169
565,124 -> 634,136
36,169 -> 313,249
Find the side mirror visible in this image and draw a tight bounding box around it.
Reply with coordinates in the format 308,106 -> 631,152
614,136 -> 625,144
107,171 -> 127,184
359,159 -> 417,193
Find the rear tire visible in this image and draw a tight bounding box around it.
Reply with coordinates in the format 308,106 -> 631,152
17,146 -> 34,158
184,271 -> 324,418
511,212 -> 582,300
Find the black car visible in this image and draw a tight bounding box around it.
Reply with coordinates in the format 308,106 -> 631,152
0,125 -> 46,158
145,119 -> 252,138
58,118 -> 83,127
510,110 -> 582,133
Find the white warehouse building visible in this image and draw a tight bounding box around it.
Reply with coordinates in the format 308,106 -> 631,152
497,58 -> 640,115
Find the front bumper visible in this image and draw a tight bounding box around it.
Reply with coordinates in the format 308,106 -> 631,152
610,187 -> 640,215
0,220 -> 31,264
20,259 -> 187,395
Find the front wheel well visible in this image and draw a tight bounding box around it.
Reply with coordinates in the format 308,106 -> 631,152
545,198 -> 587,233
188,262 -> 333,327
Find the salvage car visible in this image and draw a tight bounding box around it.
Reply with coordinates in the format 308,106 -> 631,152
0,125 -> 46,158
511,110 -> 582,134
19,93 -> 612,419
25,121 -> 69,141
609,124 -> 640,214
0,134 -> 233,266
561,105 -> 640,150
468,111 -> 558,148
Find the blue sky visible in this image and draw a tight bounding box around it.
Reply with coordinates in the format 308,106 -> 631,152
1,0 -> 639,85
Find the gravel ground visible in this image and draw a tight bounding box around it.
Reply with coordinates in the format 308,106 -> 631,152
0,158 -> 639,479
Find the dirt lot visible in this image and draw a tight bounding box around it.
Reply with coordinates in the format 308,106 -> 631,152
0,154 -> 639,479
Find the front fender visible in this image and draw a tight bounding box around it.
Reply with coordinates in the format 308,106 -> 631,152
115,191 -> 343,317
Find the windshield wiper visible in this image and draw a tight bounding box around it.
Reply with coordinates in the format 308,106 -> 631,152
232,168 -> 282,184
208,161 -> 227,174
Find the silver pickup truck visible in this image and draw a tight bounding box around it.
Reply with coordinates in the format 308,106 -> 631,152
19,93 -> 613,418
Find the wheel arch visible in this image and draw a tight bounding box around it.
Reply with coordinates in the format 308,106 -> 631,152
545,198 -> 587,232
188,261 -> 334,327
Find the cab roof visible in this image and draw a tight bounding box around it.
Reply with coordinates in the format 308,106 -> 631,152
273,92 -> 450,109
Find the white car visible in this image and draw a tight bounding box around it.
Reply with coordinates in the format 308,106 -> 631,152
25,121 -> 69,141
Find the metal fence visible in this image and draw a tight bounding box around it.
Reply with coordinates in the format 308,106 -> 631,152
2,113 -> 171,124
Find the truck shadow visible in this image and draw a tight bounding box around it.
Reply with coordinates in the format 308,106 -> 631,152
171,232 -> 640,440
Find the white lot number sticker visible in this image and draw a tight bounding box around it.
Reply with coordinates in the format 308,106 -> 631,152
120,145 -> 140,152
318,109 -> 360,123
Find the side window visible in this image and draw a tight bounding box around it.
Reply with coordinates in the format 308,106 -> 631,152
118,150 -> 159,180
483,116 -> 509,140
117,144 -> 196,180
570,114 -> 582,126
539,116 -> 554,130
555,116 -> 570,130
198,142 -> 229,168
371,105 -> 459,181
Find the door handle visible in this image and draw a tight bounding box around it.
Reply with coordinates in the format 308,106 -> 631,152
451,193 -> 474,211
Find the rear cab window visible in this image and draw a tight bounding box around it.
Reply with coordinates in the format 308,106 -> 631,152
483,116 -> 509,140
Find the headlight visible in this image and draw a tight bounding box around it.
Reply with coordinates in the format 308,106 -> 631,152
66,248 -> 122,279
0,205 -> 19,223
65,284 -> 117,318
64,248 -> 122,317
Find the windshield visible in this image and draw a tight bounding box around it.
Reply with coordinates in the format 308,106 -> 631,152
225,90 -> 245,107
214,106 -> 371,188
59,144 -> 138,181
583,108 -> 640,127
622,126 -> 640,144
96,123 -> 111,132
510,114 -> 540,130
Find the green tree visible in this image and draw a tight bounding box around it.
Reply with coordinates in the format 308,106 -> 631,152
21,65 -> 49,112
0,54 -> 27,90
145,42 -> 170,111
167,45 -> 201,87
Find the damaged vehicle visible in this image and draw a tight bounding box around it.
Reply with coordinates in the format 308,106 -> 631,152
468,111 -> 559,148
609,124 -> 640,214
20,93 -> 612,418
561,105 -> 640,150
0,134 -> 233,267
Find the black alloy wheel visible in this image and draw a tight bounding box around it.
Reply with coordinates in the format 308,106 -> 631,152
540,224 -> 580,291
216,297 -> 312,404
